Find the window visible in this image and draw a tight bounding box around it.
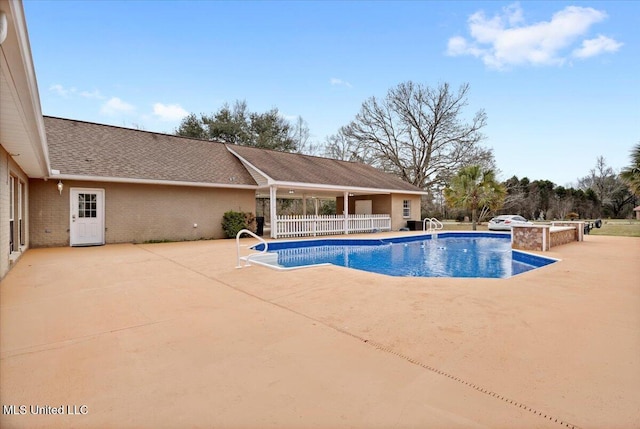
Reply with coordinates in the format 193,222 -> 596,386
19,180 -> 25,246
402,199 -> 411,218
9,176 -> 14,252
78,193 -> 97,218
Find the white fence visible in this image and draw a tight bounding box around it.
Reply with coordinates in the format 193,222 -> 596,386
275,214 -> 391,238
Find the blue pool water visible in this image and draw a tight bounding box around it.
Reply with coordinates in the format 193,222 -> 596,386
254,233 -> 556,279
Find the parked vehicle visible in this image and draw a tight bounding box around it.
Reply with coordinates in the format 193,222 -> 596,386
488,215 -> 533,231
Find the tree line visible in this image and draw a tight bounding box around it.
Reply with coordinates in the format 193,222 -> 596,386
174,82 -> 639,221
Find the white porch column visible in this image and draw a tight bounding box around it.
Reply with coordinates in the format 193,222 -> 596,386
314,198 -> 319,216
302,194 -> 307,216
344,191 -> 349,235
270,185 -> 278,239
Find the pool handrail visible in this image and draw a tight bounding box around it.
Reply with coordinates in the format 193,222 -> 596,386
423,217 -> 444,232
236,229 -> 268,268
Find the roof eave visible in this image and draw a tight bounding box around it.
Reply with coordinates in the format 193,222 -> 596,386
47,173 -> 258,190
0,0 -> 51,178
258,180 -> 428,196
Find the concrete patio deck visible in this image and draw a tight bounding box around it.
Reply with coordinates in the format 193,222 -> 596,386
1,233 -> 639,429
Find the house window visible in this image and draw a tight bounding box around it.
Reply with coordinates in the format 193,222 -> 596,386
402,199 -> 411,218
9,176 -> 15,252
19,180 -> 25,246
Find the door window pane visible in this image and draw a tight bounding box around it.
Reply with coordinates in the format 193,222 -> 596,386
78,193 -> 97,218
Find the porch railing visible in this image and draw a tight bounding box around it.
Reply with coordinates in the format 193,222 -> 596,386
275,214 -> 391,238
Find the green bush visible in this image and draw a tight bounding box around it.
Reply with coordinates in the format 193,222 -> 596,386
222,211 -> 256,238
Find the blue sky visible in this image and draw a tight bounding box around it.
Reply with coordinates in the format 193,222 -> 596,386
23,1 -> 639,187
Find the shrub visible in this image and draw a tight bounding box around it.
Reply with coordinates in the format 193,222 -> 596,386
222,211 -> 256,238
244,212 -> 257,233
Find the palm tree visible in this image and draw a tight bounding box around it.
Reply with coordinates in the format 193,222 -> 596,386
620,142 -> 640,197
444,165 -> 506,230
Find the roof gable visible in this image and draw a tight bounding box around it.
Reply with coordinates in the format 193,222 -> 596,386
44,117 -> 256,187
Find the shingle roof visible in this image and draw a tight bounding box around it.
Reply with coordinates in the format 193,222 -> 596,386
229,144 -> 424,193
44,116 -> 425,194
44,116 -> 257,186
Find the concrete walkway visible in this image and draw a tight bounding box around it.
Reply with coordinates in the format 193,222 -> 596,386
1,234 -> 639,428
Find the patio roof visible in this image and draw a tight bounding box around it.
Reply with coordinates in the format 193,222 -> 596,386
228,144 -> 427,197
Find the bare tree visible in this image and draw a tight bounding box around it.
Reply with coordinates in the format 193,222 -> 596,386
292,116 -> 322,156
342,81 -> 490,189
578,156 -> 634,216
324,127 -> 366,162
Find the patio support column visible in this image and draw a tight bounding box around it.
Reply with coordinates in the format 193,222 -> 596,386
344,191 -> 349,235
270,185 -> 277,239
302,194 -> 307,216
314,198 -> 319,216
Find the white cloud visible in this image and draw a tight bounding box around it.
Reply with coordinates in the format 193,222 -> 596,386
572,34 -> 623,58
100,97 -> 135,115
152,103 -> 188,122
49,84 -> 105,99
330,78 -> 352,88
280,113 -> 298,122
79,89 -> 104,99
49,84 -> 70,97
447,3 -> 621,69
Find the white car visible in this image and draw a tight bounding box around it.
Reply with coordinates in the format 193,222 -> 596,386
488,215 -> 533,231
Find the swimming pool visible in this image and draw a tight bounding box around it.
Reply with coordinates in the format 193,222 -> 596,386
251,232 -> 557,279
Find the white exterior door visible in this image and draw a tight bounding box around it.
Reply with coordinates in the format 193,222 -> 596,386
70,188 -> 105,246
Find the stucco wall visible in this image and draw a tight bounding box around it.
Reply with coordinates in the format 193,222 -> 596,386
337,194 -> 392,216
1,145 -> 30,279
336,193 -> 420,231
390,194 -> 421,231
29,179 -> 256,247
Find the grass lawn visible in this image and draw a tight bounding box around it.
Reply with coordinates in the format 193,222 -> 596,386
440,222 -> 489,231
588,219 -> 640,237
439,219 -> 640,237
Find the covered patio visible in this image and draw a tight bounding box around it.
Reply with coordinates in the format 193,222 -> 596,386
227,145 -> 427,239
257,186 -> 395,239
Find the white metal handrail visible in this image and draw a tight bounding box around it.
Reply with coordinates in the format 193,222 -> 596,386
236,229 -> 268,268
423,217 -> 444,233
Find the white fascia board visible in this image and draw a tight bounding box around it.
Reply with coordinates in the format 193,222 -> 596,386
6,0 -> 51,176
225,146 -> 274,185
48,174 -> 258,190
266,180 -> 428,196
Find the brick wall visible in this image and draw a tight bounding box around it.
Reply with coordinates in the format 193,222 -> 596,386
550,227 -> 578,248
512,226 -> 550,251
551,221 -> 585,242
0,147 -> 8,278
512,224 -> 580,252
29,179 -> 256,247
